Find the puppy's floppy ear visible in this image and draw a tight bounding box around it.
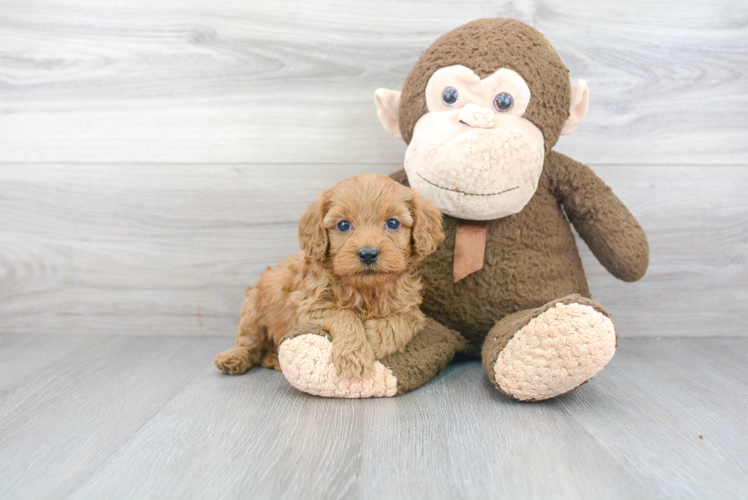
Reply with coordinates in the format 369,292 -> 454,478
409,191 -> 444,261
298,192 -> 330,260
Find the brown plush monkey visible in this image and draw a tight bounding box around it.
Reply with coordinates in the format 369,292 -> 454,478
277,18 -> 649,400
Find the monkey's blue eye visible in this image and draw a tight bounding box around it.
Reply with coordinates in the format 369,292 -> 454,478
337,220 -> 351,232
386,218 -> 400,230
494,92 -> 514,112
442,87 -> 459,106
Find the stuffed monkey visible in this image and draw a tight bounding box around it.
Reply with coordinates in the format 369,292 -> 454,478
277,18 -> 648,400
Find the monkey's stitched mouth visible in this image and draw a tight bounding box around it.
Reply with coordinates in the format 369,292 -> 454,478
416,172 -> 520,197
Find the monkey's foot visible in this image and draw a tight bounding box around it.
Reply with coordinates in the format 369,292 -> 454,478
277,326 -> 398,398
482,295 -> 617,401
278,320 -> 466,398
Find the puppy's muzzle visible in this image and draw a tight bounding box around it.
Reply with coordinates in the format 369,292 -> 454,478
357,247 -> 379,266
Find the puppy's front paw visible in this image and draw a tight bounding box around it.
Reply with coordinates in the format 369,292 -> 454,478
332,340 -> 376,379
364,318 -> 404,359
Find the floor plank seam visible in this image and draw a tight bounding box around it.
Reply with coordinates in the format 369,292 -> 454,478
0,335 -> 115,422
58,363 -> 216,500
559,401 -> 652,494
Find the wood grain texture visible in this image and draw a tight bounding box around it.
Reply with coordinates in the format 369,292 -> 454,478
0,333 -> 108,414
0,335 -> 227,500
0,0 -> 746,164
0,335 -> 744,499
559,338 -> 748,498
1,163 -> 745,338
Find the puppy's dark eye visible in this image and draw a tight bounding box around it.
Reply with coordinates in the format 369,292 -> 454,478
442,87 -> 458,106
386,218 -> 400,230
337,220 -> 351,232
494,92 -> 514,112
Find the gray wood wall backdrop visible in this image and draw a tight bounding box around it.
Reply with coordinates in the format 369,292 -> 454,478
0,0 -> 746,338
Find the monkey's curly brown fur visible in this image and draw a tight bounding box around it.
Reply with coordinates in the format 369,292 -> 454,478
383,18 -> 649,364
390,151 -> 648,358
214,174 -> 444,378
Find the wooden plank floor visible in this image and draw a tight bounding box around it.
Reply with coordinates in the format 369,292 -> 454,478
0,334 -> 745,499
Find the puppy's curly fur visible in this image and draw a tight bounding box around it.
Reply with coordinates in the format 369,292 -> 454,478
215,173 -> 444,378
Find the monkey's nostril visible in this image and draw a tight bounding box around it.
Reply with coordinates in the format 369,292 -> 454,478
357,247 -> 379,266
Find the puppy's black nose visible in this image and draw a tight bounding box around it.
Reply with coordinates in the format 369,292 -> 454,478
358,247 -> 379,266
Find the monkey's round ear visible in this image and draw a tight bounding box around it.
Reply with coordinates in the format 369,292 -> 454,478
298,193 -> 329,260
560,79 -> 589,136
374,88 -> 403,140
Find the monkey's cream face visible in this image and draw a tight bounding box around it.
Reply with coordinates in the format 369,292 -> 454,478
403,65 -> 545,221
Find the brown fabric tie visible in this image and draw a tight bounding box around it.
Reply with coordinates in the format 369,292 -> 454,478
453,219 -> 488,283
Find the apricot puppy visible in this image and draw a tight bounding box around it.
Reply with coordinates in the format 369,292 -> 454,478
214,173 -> 444,378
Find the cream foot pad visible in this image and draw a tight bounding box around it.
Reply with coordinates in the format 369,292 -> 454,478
278,333 -> 398,398
494,302 -> 616,401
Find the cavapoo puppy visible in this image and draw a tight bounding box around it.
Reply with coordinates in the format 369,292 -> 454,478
214,173 -> 444,378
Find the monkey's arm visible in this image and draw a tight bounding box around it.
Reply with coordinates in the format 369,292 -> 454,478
545,151 -> 649,282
